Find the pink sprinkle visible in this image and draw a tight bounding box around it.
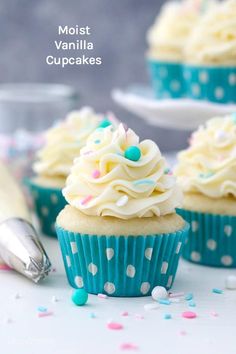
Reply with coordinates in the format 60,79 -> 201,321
211,311 -> 218,317
38,311 -> 53,318
98,293 -> 108,299
169,292 -> 184,298
121,311 -> 129,317
92,169 -> 100,179
182,311 -> 197,319
179,330 -> 187,336
120,343 -> 138,351
52,268 -> 57,272
107,322 -> 123,330
135,314 -> 144,320
0,264 -> 12,271
81,195 -> 93,205
83,150 -> 93,156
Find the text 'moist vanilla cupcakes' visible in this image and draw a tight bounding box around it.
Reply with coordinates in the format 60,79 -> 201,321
176,113 -> 236,267
56,124 -> 189,296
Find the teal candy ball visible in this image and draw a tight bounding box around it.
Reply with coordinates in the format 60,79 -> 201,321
72,289 -> 88,306
124,146 -> 141,161
98,119 -> 112,128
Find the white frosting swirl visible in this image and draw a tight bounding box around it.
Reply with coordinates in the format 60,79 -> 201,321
147,0 -> 208,61
33,107 -> 103,179
175,114 -> 236,198
185,0 -> 236,65
63,124 -> 182,219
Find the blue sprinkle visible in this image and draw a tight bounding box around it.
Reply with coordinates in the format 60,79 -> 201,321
185,293 -> 193,301
164,313 -> 172,319
89,312 -> 96,318
212,288 -> 223,294
37,306 -> 47,312
158,299 -> 171,305
94,139 -> 101,144
133,179 -> 155,186
199,172 -> 214,179
188,300 -> 196,307
164,168 -> 170,174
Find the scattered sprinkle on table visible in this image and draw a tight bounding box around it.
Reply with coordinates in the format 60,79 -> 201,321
158,299 -> 171,305
169,292 -> 184,298
98,293 -> 108,299
120,342 -> 138,351
51,295 -> 59,303
38,311 -> 54,318
212,288 -> 223,294
37,306 -> 47,312
71,289 -> 88,306
144,303 -> 159,311
121,311 -> 129,317
182,311 -> 197,319
163,314 -> 172,320
151,286 -> 168,301
211,311 -> 219,317
185,293 -> 193,301
107,321 -> 124,330
225,275 -> 236,289
89,312 -> 96,319
188,300 -> 196,307
135,314 -> 144,320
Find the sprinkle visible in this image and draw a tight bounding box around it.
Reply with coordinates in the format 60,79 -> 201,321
199,172 -> 214,179
92,169 -> 100,179
182,311 -> 197,319
0,264 -> 12,271
170,298 -> 181,303
38,311 -> 54,318
188,301 -> 196,307
212,288 -> 223,294
152,286 -> 168,301
225,275 -> 236,289
107,321 -> 123,330
164,167 -> 173,175
94,139 -> 101,144
211,311 -> 218,317
81,195 -> 93,205
214,130 -> 229,143
89,312 -> 96,319
185,293 -> 193,301
124,146 -> 141,161
133,179 -> 155,186
116,195 -> 129,207
98,119 -> 112,128
121,311 -> 129,317
72,289 -> 88,306
169,292 -> 184,298
37,306 -> 47,312
158,299 -> 171,305
135,314 -> 144,320
163,313 -> 172,320
51,296 -> 59,303
144,303 -> 159,311
82,150 -> 93,156
14,292 -> 21,300
98,293 -> 108,299
120,343 -> 138,351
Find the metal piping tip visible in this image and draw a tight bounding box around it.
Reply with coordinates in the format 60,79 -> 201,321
0,218 -> 51,282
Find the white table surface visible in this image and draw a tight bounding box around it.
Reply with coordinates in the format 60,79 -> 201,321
1,233 -> 236,354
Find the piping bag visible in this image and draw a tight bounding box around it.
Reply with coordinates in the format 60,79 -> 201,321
0,160 -> 51,282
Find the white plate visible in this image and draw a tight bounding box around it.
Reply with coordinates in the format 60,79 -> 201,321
112,85 -> 236,130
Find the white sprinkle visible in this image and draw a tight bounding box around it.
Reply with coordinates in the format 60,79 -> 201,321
144,303 -> 159,311
214,130 -> 229,143
98,293 -> 108,299
116,195 -> 129,207
151,286 -> 168,301
225,275 -> 236,290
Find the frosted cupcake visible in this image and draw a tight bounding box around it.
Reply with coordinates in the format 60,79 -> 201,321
27,107 -> 108,236
175,113 -> 236,267
147,0 -> 202,98
184,0 -> 236,103
56,124 -> 189,296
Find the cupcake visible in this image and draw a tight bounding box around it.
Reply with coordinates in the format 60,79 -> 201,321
175,113 -> 236,267
184,0 -> 236,103
146,0 -> 201,99
27,107 -> 109,237
56,124 -> 189,296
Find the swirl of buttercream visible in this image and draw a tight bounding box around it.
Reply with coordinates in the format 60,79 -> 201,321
33,107 -> 103,179
175,114 -> 236,198
63,124 -> 182,219
185,0 -> 236,65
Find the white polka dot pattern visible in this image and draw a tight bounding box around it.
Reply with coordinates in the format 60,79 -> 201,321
66,255 -> 71,267
106,248 -> 114,261
214,87 -> 224,100
104,282 -> 116,294
224,225 -> 232,237
41,206 -> 49,216
191,251 -> 201,262
191,221 -> 199,232
175,242 -> 182,254
88,263 -> 98,276
145,248 -> 153,260
126,265 -> 136,278
70,242 -> 78,254
161,261 -> 169,274
206,239 -> 217,251
221,255 -> 233,266
229,73 -> 236,86
140,282 -> 150,295
74,276 -> 84,288
50,193 -> 58,204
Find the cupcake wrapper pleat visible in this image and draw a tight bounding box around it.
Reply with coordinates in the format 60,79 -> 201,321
183,65 -> 236,104
177,208 -> 236,267
56,223 -> 189,297
26,179 -> 67,237
147,59 -> 185,99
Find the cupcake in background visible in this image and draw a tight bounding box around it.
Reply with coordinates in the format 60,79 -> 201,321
147,0 -> 202,99
184,0 -> 236,103
175,113 -> 236,267
56,124 -> 189,296
27,107 -> 113,237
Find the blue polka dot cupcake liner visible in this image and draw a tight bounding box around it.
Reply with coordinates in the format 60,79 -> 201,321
147,59 -> 185,99
177,208 -> 236,268
55,223 -> 189,297
183,65 -> 236,104
26,179 -> 67,237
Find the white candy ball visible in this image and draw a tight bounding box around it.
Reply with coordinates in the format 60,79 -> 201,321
151,286 -> 168,301
225,275 -> 236,290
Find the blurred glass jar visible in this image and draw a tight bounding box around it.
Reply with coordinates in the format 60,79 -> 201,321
0,83 -> 79,179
